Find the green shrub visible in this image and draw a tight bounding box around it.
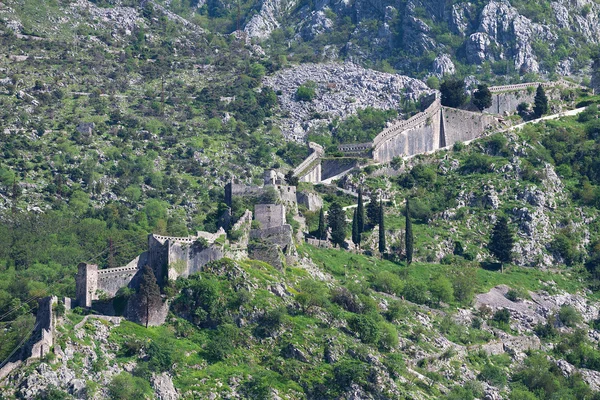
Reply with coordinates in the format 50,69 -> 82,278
477,363 -> 507,386
333,359 -> 369,389
347,313 -> 381,344
492,309 -> 510,324
296,81 -> 316,102
403,281 -> 429,304
108,372 -> 152,399
371,271 -> 403,296
147,340 -> 174,372
558,305 -> 582,328
206,324 -> 238,362
505,289 -> 521,302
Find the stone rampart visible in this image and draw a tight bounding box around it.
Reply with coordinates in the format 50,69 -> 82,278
225,182 -> 264,207
372,93 -> 441,149
76,263 -> 98,308
335,80 -> 578,164
297,191 -> 323,211
293,142 -> 324,177
372,96 -> 442,163
249,224 -> 296,269
299,162 -> 321,183
255,204 -> 286,229
28,296 -> 56,360
96,265 -> 140,298
166,242 -> 224,281
442,107 -> 499,146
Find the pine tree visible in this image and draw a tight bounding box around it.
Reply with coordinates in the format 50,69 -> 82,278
138,265 -> 161,328
357,189 -> 365,233
473,84 -> 492,112
317,208 -> 326,240
328,202 -> 347,248
533,84 -> 548,118
378,200 -> 385,256
405,198 -> 413,265
352,208 -> 360,248
488,216 -> 514,273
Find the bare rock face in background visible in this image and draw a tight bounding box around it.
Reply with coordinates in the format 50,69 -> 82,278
263,62 -> 432,140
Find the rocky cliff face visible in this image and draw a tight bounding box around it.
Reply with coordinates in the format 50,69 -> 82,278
248,0 -> 600,77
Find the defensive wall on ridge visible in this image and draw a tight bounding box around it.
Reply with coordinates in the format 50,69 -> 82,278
293,80 -> 581,180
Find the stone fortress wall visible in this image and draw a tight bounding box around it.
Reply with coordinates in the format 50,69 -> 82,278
294,80 -> 581,180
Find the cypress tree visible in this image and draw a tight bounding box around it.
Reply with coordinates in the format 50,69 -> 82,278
378,200 -> 385,256
405,198 -> 413,265
488,216 -> 514,273
357,189 -> 365,233
138,265 -> 161,328
352,208 -> 360,248
533,84 -> 548,118
328,202 -> 347,248
367,196 -> 379,227
317,208 -> 326,240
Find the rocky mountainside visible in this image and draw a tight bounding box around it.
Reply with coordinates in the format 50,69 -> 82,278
255,0 -> 600,79
2,0 -> 600,398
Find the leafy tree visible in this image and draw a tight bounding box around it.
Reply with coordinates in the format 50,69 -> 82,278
138,265 -> 161,328
328,202 -> 346,248
378,200 -> 385,256
488,216 -> 514,273
405,198 -> 413,265
533,84 -> 548,118
430,275 -> 454,305
357,188 -> 365,233
472,84 -> 492,111
295,279 -> 329,312
440,78 -> 467,107
284,170 -> 299,186
351,208 -> 361,248
317,207 -> 326,240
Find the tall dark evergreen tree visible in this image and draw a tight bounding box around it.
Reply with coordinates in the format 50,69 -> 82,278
378,200 -> 385,256
367,196 -> 379,227
533,84 -> 548,118
328,202 -> 347,248
440,78 -> 467,108
473,84 -> 492,112
352,208 -> 361,248
138,265 -> 161,328
488,216 -> 514,273
317,208 -> 326,240
357,189 -> 365,234
405,198 -> 413,265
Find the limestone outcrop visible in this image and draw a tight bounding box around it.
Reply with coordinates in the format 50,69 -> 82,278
263,62 -> 431,140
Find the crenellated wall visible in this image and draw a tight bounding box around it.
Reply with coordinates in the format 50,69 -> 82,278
320,80 -> 575,166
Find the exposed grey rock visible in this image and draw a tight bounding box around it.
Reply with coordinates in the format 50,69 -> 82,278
263,62 -> 431,140
449,2 -> 474,36
431,54 -> 456,77
466,32 -> 492,64
152,372 -> 179,400
244,0 -> 298,39
301,10 -> 334,40
282,343 -> 310,362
